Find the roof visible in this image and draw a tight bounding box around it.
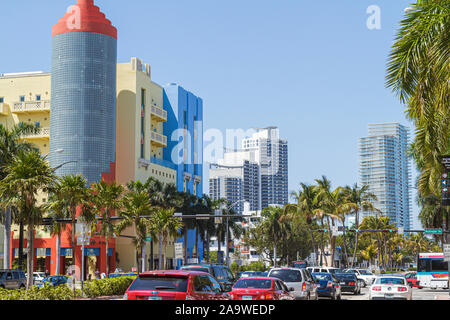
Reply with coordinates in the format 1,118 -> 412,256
139,270 -> 209,277
52,0 -> 117,39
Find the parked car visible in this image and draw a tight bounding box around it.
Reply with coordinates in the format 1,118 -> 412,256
307,267 -> 343,275
343,268 -> 376,287
240,271 -> 268,278
334,273 -> 361,295
312,272 -> 342,300
0,270 -> 26,290
267,267 -> 318,300
231,277 -> 294,300
124,270 -> 231,300
179,264 -> 235,292
32,272 -> 46,284
404,272 -> 423,289
369,275 -> 412,300
37,275 -> 69,289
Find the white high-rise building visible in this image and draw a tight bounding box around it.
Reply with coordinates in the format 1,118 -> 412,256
209,127 -> 288,214
359,123 -> 412,229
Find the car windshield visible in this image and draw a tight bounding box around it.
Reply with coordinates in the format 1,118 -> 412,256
359,270 -> 373,275
335,273 -> 356,280
128,276 -> 189,292
328,269 -> 343,274
313,274 -> 331,281
269,270 -> 302,283
376,278 -> 405,285
0,272 -> 5,278
233,279 -> 272,289
181,267 -> 210,274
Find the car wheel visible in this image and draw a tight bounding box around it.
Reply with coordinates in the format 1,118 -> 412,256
361,280 -> 367,288
337,293 -> 342,300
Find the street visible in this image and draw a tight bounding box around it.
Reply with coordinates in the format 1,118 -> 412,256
333,286 -> 449,301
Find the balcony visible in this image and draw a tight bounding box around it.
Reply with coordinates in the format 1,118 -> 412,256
150,105 -> 167,122
22,127 -> 50,140
12,100 -> 50,114
150,131 -> 167,147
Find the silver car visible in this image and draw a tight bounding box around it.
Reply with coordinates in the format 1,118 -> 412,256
0,270 -> 26,290
268,268 -> 318,300
369,275 -> 412,300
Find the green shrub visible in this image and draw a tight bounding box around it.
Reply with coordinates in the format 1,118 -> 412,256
0,284 -> 80,300
83,276 -> 135,298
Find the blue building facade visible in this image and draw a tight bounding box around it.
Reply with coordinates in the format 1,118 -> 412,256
163,83 -> 204,265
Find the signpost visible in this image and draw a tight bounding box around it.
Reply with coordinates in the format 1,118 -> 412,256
175,243 -> 184,263
424,228 -> 443,235
145,236 -> 152,242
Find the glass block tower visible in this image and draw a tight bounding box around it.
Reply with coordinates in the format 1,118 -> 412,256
359,123 -> 411,229
50,0 -> 117,184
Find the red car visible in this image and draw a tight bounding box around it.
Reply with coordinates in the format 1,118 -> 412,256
405,272 -> 423,289
230,277 -> 295,301
123,270 -> 232,300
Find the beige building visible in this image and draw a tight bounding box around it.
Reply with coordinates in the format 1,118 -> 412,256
0,58 -> 178,273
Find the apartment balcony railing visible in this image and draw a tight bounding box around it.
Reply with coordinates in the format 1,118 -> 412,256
23,127 -> 50,139
150,131 -> 167,147
13,100 -> 51,113
150,104 -> 167,122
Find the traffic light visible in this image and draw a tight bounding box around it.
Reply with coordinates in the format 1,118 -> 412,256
317,229 -> 328,233
228,241 -> 234,253
382,229 -> 393,233
348,229 -> 359,233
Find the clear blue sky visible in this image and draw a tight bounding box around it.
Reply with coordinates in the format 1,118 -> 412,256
0,0 -> 419,226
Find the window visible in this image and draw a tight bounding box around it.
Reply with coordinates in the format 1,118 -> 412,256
127,275 -> 188,292
36,95 -> 41,101
194,275 -> 213,292
208,275 -> 222,293
0,97 -> 4,103
234,279 -> 272,289
269,270 -> 302,283
20,96 -> 25,102
35,121 -> 41,128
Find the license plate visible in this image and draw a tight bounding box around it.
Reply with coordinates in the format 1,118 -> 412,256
148,296 -> 162,300
384,294 -> 394,299
340,282 -> 346,285
242,296 -> 253,300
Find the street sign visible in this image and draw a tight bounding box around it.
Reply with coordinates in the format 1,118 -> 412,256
145,236 -> 152,242
175,243 -> 183,260
77,236 -> 90,246
444,245 -> 450,262
424,228 -> 443,235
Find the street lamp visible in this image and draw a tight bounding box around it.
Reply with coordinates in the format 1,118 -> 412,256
221,200 -> 247,268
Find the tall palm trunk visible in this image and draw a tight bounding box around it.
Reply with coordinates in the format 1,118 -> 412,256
195,227 -> 199,263
184,226 -> 188,263
105,237 -> 109,275
26,221 -> 34,289
55,234 -> 61,275
142,241 -> 147,272
158,232 -> 163,269
150,239 -> 154,270
71,209 -> 76,294
206,229 -> 210,263
351,210 -> 360,268
3,207 -> 11,269
341,218 -> 349,268
309,227 -> 318,266
18,222 -> 24,270
136,249 -> 140,273
326,216 -> 334,267
320,217 -> 327,266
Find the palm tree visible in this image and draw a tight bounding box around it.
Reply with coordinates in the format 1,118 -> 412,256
116,181 -> 153,273
0,123 -> 39,269
151,208 -> 183,269
361,243 -> 378,268
52,175 -> 88,279
286,183 -> 320,266
343,184 -> 378,268
261,206 -> 290,267
91,180 -> 124,275
0,150 -> 56,288
386,0 -> 449,203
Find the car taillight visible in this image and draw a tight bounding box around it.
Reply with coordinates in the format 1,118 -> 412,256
349,282 -> 355,286
185,295 -> 195,300
265,294 -> 273,300
398,287 -> 408,292
260,295 -> 266,300
327,282 -> 332,288
372,286 -> 381,291
302,282 -> 306,291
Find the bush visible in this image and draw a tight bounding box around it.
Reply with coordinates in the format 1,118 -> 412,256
83,276 -> 136,298
0,284 -> 80,300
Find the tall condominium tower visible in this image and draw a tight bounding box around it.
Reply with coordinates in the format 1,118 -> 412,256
359,123 -> 411,229
209,127 -> 288,214
50,0 -> 117,184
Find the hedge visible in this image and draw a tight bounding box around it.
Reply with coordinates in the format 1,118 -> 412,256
0,276 -> 136,300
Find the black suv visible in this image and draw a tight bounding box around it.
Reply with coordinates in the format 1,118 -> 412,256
0,270 -> 26,290
179,264 -> 236,291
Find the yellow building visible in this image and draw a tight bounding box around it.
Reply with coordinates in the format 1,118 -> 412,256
0,58 -> 178,273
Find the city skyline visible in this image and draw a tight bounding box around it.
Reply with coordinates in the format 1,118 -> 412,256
0,0 -> 419,224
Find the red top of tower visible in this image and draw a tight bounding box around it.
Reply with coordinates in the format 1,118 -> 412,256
52,0 -> 117,39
